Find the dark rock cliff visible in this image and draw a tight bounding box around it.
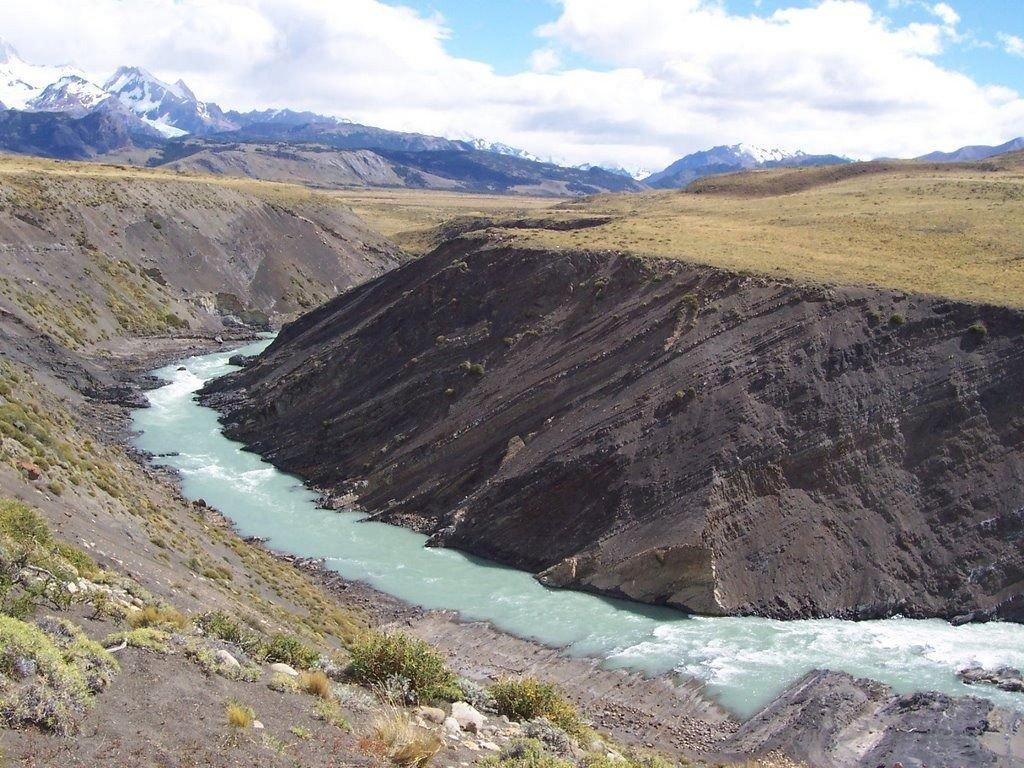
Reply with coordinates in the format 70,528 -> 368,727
201,236 -> 1024,621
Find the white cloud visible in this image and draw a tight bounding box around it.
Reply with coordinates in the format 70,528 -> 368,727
0,0 -> 1021,169
1001,33 -> 1024,58
529,48 -> 562,73
929,2 -> 959,28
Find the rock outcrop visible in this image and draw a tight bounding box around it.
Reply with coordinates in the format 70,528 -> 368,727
202,236 -> 1024,621
721,669 -> 1024,767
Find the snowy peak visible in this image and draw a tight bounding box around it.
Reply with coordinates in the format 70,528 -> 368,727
28,75 -> 112,117
0,39 -> 19,65
736,143 -> 801,164
103,65 -> 236,135
645,143 -> 849,188
0,39 -> 85,110
462,137 -> 549,164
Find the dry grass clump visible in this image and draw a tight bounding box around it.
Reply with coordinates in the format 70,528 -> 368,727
225,700 -> 255,729
128,605 -> 188,631
365,707 -> 442,768
299,670 -> 332,699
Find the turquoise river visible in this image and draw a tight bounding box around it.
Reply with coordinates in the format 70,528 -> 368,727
132,338 -> 1024,719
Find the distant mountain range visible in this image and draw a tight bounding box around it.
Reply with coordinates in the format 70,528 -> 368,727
917,137 -> 1024,163
643,144 -> 852,188
0,40 -> 1021,195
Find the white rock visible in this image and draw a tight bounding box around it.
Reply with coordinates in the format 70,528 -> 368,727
443,716 -> 462,739
215,649 -> 240,668
269,662 -> 298,677
451,701 -> 486,733
480,741 -> 500,752
252,720 -> 264,730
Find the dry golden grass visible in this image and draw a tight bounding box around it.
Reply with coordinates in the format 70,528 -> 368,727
298,670 -> 333,699
328,187 -> 555,253
225,701 -> 255,729
508,154 -> 1024,308
128,605 -> 189,631
369,707 -> 442,768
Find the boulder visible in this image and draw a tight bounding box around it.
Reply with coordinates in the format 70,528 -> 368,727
957,665 -> 1024,693
451,701 -> 486,733
417,705 -> 447,724
269,662 -> 298,677
443,716 -> 462,738
215,649 -> 241,669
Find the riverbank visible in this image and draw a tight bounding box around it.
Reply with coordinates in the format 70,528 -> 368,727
100,336 -> 746,760
135,338 -> 1024,767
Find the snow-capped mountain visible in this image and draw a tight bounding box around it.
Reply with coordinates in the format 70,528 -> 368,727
103,66 -> 236,136
0,40 -> 85,111
462,138 -> 550,164
644,143 -> 850,189
226,108 -> 348,129
27,75 -> 113,117
574,163 -> 652,181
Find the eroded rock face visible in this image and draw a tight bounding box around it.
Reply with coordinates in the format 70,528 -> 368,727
202,237 -> 1024,621
720,669 -> 1022,768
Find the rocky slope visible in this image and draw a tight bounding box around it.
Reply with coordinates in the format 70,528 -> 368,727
0,157 -> 402,349
203,235 -> 1024,622
153,140 -> 644,196
724,670 -> 1023,767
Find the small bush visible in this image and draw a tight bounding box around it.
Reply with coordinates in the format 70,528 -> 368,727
104,627 -> 170,654
0,614 -> 118,735
349,631 -> 460,703
889,313 -> 906,326
968,322 -> 988,337
263,634 -> 319,669
490,677 -> 582,736
313,697 -> 352,730
0,499 -> 93,617
196,611 -> 265,658
458,677 -> 498,713
299,670 -> 332,699
226,700 -> 255,729
268,671 -> 299,692
480,739 -> 573,768
290,725 -> 311,739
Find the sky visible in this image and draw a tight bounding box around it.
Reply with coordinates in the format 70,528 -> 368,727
0,0 -> 1022,171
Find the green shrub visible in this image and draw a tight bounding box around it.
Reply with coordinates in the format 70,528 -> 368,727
263,634 -> 319,669
968,322 -> 988,337
489,677 -> 582,736
889,313 -> 906,326
0,499 -> 95,617
480,739 -> 573,768
348,631 -> 460,703
586,755 -> 674,768
104,627 -> 171,654
0,614 -> 118,734
196,611 -> 265,658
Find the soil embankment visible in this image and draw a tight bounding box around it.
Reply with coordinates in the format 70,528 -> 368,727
203,235 -> 1024,623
